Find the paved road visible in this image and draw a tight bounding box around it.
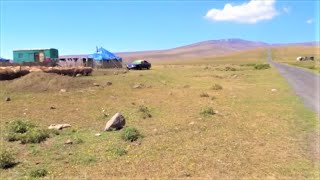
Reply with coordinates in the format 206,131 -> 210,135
267,50 -> 320,115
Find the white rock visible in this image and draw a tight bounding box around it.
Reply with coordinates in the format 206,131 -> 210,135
104,112 -> 126,131
48,124 -> 71,130
271,89 -> 277,92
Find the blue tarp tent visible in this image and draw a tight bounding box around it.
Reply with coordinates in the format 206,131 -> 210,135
0,57 -> 10,62
88,47 -> 122,61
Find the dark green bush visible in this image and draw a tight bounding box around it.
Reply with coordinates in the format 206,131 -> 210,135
29,168 -> 48,178
121,127 -> 142,142
0,150 -> 15,169
254,64 -> 270,70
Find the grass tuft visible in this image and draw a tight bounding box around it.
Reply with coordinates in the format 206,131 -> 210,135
138,105 -> 152,119
200,92 -> 210,97
211,84 -> 223,90
200,107 -> 216,116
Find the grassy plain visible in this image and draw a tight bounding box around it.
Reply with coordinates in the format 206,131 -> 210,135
0,49 -> 318,179
271,46 -> 320,73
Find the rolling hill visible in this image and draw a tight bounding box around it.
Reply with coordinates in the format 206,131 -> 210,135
60,39 -> 318,63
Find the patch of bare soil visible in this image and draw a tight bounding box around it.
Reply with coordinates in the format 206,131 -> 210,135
5,72 -> 93,92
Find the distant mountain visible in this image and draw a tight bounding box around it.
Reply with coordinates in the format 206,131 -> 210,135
116,38 -> 272,63
60,39 -> 318,63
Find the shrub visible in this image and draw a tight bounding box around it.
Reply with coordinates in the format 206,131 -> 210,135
6,120 -> 51,144
138,105 -> 152,119
8,120 -> 35,134
254,64 -> 270,70
19,128 -> 50,144
29,168 -> 48,178
211,84 -> 223,90
121,127 -> 142,142
200,107 -> 216,116
200,92 -> 210,97
0,150 -> 15,169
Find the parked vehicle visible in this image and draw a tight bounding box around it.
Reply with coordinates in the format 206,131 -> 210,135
127,60 -> 151,70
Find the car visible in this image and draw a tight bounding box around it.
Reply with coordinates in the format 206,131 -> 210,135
127,60 -> 151,70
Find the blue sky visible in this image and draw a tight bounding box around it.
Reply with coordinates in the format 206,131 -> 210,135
0,0 -> 319,59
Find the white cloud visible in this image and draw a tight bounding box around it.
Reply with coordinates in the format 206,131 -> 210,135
306,19 -> 313,24
205,0 -> 278,24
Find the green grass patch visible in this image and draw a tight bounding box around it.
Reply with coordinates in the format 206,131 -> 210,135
29,168 -> 48,178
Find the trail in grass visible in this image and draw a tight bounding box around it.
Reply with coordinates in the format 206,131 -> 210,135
267,50 -> 320,116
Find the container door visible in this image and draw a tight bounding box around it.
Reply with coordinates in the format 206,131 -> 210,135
34,52 -> 39,62
39,51 -> 45,62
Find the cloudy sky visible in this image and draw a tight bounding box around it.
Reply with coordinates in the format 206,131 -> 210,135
0,0 -> 319,58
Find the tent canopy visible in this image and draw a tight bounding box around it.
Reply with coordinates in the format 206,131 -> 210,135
88,47 -> 122,61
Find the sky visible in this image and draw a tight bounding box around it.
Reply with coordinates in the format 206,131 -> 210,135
0,0 -> 319,59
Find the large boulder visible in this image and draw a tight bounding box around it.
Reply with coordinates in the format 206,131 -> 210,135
104,112 -> 126,131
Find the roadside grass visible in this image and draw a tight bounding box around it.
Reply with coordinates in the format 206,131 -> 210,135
0,50 -> 318,179
271,46 -> 320,73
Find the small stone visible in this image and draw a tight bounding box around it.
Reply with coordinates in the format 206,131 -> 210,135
132,83 -> 143,89
76,73 -> 82,77
189,121 -> 195,125
214,110 -> 219,114
271,89 -> 277,92
131,102 -> 136,105
95,133 -> 101,137
5,97 -> 11,101
60,89 -> 67,93
106,81 -> 112,86
153,128 -> 157,132
93,83 -> 100,86
65,139 -> 73,144
50,106 -> 56,109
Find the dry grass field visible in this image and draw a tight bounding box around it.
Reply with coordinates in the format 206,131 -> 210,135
271,46 -> 320,73
0,49 -> 319,179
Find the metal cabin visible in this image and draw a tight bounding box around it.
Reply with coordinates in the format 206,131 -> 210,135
13,48 -> 59,63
